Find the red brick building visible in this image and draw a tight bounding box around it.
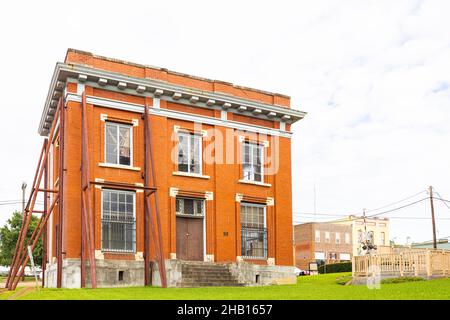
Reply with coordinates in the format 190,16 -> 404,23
37,49 -> 306,287
294,222 -> 353,270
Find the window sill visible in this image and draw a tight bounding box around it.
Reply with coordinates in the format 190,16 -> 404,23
173,171 -> 210,179
238,179 -> 271,187
98,163 -> 141,171
101,250 -> 136,254
176,213 -> 205,219
242,257 -> 267,261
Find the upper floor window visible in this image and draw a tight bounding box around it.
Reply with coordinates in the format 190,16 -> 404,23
357,229 -> 363,243
345,232 -> 350,244
368,231 -> 374,243
243,142 -> 263,182
315,230 -> 320,243
325,231 -> 330,243
177,132 -> 202,174
335,232 -> 340,244
105,122 -> 132,166
380,232 -> 385,245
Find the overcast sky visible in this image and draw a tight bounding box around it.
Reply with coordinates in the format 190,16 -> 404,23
1,0 -> 449,244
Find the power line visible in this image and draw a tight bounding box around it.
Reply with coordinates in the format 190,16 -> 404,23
293,212 -> 349,217
365,197 -> 429,218
431,188 -> 450,207
0,202 -> 44,206
293,216 -> 450,221
0,199 -> 44,204
433,196 -> 450,205
365,190 -> 428,213
294,197 -> 430,220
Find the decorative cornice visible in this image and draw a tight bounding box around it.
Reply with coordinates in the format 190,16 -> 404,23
64,93 -> 294,138
39,63 -> 306,136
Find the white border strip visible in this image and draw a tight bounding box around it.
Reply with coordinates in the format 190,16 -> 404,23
65,93 -> 293,138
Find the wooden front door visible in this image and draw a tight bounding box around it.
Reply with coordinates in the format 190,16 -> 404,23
176,217 -> 204,261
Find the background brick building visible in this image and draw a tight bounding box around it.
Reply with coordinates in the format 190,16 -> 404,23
294,222 -> 353,270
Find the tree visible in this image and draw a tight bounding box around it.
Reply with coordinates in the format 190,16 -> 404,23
0,211 -> 43,267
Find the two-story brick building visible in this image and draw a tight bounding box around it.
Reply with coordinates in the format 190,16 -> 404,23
34,49 -> 306,288
294,222 -> 353,270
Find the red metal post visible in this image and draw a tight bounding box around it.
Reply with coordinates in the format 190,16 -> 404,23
143,111 -> 151,286
5,141 -> 46,288
57,98 -> 65,288
7,104 -> 61,289
42,140 -> 48,287
81,91 -> 97,288
144,105 -> 167,288
11,195 -> 59,290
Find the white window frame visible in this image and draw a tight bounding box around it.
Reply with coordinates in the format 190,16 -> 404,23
177,131 -> 203,175
105,122 -> 133,167
325,231 -> 330,243
380,232 -> 385,245
345,232 -> 350,244
357,229 -> 363,242
315,230 -> 321,243
101,189 -> 136,253
335,232 -> 340,244
240,202 -> 267,259
242,142 -> 264,183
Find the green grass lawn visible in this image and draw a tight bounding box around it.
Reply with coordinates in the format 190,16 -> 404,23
1,273 -> 450,300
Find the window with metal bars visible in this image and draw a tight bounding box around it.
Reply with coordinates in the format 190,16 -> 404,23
177,132 -> 202,174
242,142 -> 264,182
101,189 -> 136,253
176,197 -> 204,217
240,203 -> 267,259
105,122 -> 132,166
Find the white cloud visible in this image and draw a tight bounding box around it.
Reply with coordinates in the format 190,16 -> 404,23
0,0 -> 449,244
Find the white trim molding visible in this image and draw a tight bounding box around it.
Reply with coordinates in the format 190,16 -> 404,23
169,187 -> 179,197
235,193 -> 244,203
135,252 -> 144,261
63,92 -> 294,138
98,162 -> 141,171
95,250 -> 105,260
238,179 -> 272,187
267,258 -> 275,266
172,171 -> 210,179
39,62 -> 306,136
205,191 -> 214,201
153,98 -> 160,108
266,197 -> 275,206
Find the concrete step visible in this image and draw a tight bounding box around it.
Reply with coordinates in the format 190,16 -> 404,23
180,261 -> 242,287
180,282 -> 245,288
181,265 -> 230,270
182,277 -> 237,282
182,278 -> 240,284
181,270 -> 233,275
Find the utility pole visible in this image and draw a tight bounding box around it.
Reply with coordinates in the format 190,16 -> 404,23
21,182 -> 27,215
429,186 -> 437,249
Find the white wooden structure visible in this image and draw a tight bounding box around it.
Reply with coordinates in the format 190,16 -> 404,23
353,249 -> 450,279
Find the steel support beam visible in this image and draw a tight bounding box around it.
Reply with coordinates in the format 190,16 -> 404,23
81,91 -> 97,288
144,105 -> 167,288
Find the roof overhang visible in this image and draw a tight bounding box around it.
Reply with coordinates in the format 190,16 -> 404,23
39,62 -> 307,136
